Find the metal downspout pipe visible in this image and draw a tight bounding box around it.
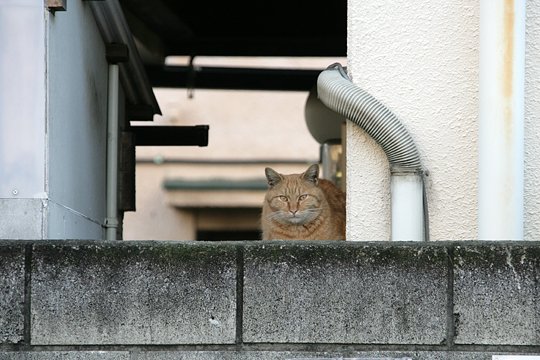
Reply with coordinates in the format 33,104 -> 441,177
317,64 -> 427,241
478,0 -> 525,240
105,64 -> 120,240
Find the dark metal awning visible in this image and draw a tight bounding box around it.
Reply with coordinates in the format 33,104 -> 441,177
109,0 -> 345,145
144,65 -> 322,91
119,0 -> 346,92
131,125 -> 209,147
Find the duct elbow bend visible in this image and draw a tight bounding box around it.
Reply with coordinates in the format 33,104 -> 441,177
317,63 -> 423,175
317,63 -> 428,241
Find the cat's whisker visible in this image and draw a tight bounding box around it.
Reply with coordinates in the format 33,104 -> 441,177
264,211 -> 286,221
302,208 -> 324,213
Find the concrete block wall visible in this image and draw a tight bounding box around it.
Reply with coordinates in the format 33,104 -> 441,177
0,241 -> 538,359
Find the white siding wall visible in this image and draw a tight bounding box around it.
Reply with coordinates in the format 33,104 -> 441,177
0,0 -> 47,239
0,0 -> 111,240
47,0 -> 109,239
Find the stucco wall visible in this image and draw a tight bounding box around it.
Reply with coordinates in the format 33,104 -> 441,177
346,1 -> 539,240
524,2 -> 540,239
46,1 -> 109,239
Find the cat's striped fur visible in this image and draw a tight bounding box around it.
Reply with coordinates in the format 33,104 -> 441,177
261,164 -> 345,240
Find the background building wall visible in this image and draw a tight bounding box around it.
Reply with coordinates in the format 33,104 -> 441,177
346,1 -> 540,240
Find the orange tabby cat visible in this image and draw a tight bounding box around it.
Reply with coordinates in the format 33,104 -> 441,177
261,164 -> 345,240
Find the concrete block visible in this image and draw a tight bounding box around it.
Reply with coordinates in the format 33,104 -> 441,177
132,352 -> 301,360
243,242 -> 448,344
0,244 -> 25,343
453,244 -> 540,345
0,199 -> 43,239
0,352 -> 129,360
31,242 -> 237,345
131,351 -> 494,360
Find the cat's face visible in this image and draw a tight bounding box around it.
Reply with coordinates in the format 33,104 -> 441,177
264,165 -> 324,225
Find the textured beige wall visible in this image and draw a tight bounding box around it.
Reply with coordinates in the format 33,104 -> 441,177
346,1 -> 540,240
524,2 -> 540,239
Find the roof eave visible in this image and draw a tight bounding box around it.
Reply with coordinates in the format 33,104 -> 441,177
89,0 -> 161,119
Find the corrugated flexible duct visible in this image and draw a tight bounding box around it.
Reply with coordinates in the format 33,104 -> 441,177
317,63 -> 428,241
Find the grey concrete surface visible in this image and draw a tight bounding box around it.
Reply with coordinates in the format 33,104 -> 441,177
0,244 -> 25,343
0,352 -> 129,360
0,199 -> 43,239
453,244 -> 540,345
0,240 -> 537,358
131,350 -> 497,360
243,242 -> 448,344
0,350 -> 530,360
31,242 -> 237,345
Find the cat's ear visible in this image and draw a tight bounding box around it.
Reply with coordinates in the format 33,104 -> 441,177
265,167 -> 283,187
302,164 -> 319,185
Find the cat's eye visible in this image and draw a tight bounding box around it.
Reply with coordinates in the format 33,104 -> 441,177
279,196 -> 288,202
298,194 -> 308,201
